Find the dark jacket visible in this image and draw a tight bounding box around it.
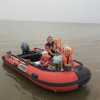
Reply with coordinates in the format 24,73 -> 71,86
45,42 -> 55,57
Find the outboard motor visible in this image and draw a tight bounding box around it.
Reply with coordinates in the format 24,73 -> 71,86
21,42 -> 30,54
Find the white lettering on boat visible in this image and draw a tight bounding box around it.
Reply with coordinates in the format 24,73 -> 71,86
18,64 -> 27,72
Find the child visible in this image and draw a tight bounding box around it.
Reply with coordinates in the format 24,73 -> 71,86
52,39 -> 62,70
61,46 -> 74,72
40,51 -> 50,68
53,39 -> 62,53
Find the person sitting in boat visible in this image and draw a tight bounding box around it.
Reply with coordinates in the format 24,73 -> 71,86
45,36 -> 61,57
53,39 -> 62,53
52,39 -> 62,70
39,51 -> 51,68
61,46 -> 74,72
45,36 -> 62,70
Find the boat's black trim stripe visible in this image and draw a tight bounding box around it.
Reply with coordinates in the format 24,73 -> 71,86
3,59 -> 91,87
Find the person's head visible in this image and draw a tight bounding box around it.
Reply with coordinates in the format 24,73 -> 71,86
47,36 -> 53,44
64,46 -> 71,56
42,51 -> 48,58
53,39 -> 59,45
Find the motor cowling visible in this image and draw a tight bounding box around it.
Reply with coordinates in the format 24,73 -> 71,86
21,42 -> 30,54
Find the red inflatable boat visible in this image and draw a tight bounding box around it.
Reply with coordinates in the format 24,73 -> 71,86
2,43 -> 91,92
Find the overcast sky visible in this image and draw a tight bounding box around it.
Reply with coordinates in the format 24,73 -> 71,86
0,0 -> 100,23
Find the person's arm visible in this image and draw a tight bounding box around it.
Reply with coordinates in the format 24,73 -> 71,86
71,60 -> 74,71
47,49 -> 60,56
61,61 -> 64,71
41,62 -> 48,67
46,46 -> 57,56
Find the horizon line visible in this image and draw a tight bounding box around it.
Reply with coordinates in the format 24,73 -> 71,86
0,19 -> 100,24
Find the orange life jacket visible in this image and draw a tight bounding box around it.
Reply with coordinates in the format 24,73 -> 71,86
40,55 -> 51,68
54,39 -> 61,53
62,47 -> 73,67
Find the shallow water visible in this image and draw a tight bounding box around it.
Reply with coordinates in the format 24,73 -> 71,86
0,20 -> 100,100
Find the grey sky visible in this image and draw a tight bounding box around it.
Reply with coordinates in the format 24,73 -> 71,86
0,0 -> 100,23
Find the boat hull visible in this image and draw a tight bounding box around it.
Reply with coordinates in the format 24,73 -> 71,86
2,51 -> 91,92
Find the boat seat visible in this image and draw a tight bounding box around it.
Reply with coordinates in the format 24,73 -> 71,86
34,61 -> 40,65
18,52 -> 41,62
